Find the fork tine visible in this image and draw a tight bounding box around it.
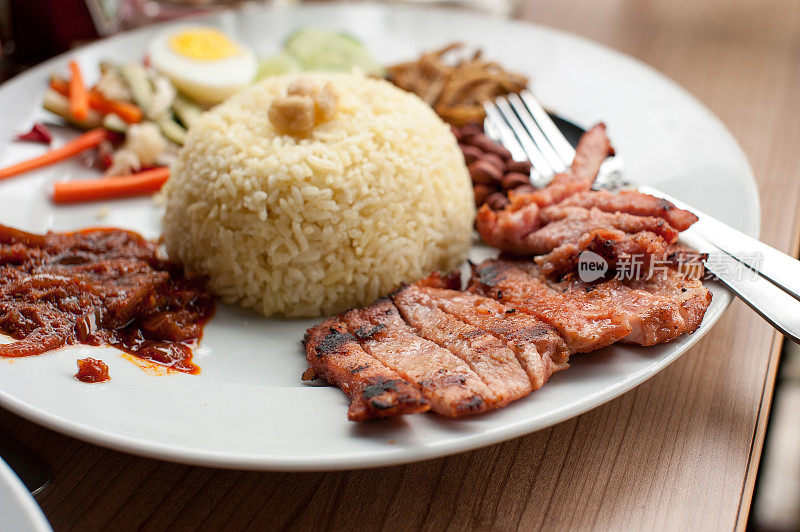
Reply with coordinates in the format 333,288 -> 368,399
482,102 -> 527,162
493,97 -> 557,179
519,90 -> 576,166
484,101 -> 547,185
507,93 -> 569,173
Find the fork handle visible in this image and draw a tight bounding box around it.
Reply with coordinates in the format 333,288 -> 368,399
679,230 -> 800,343
639,185 -> 800,301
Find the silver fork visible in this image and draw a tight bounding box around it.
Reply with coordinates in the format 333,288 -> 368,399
484,89 -> 800,343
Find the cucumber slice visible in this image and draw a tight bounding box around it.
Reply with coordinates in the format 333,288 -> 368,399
156,116 -> 187,146
172,95 -> 203,129
284,28 -> 385,76
256,53 -> 302,80
120,63 -> 153,113
42,89 -> 103,130
102,113 -> 128,134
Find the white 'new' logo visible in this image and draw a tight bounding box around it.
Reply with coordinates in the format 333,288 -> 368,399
577,250 -> 608,282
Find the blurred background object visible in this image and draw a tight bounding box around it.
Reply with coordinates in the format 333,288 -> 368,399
0,0 -> 517,81
1,0 -> 106,74
752,342 -> 800,532
391,0 -> 519,16
0,0 -> 286,80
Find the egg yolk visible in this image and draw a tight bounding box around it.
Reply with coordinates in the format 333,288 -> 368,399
169,29 -> 240,61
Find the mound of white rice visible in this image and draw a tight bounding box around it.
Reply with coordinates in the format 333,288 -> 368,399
162,72 -> 474,317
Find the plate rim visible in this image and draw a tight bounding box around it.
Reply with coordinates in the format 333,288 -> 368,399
0,458 -> 52,531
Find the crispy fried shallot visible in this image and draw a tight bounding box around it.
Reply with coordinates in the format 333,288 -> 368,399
387,43 -> 528,125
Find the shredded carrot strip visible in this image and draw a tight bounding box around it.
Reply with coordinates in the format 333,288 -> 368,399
49,77 -> 69,96
68,61 -> 89,122
50,78 -> 143,124
0,128 -> 107,181
92,90 -> 143,124
52,167 -> 170,204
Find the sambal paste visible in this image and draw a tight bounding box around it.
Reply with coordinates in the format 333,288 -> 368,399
0,224 -> 214,373
75,357 -> 110,383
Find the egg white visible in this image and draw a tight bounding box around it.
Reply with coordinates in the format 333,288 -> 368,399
148,26 -> 257,106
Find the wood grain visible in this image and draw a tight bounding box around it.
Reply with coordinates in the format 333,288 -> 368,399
2,0 -> 799,529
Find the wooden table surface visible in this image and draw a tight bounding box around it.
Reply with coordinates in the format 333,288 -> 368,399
2,0 -> 799,529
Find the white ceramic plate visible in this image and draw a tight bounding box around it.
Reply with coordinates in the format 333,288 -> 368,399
0,3 -> 759,471
0,459 -> 51,532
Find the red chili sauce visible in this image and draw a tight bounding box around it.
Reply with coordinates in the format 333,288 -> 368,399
75,357 -> 110,383
0,224 -> 214,373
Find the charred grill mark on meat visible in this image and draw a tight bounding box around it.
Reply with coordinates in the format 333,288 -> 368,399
313,327 -> 357,357
391,284 -> 532,408
420,286 -> 569,390
353,324 -> 387,341
469,261 -> 632,353
535,229 -> 668,278
340,297 -> 491,417
304,318 -> 429,421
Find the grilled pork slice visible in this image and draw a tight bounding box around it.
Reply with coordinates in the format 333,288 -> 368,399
624,268 -> 711,335
520,123 -> 615,207
541,274 -> 692,346
391,285 -> 533,409
512,258 -> 708,345
420,287 -> 570,390
476,123 -> 614,254
304,317 -> 429,421
665,244 -> 708,279
540,253 -> 711,343
340,298 -> 492,417
535,229 -> 668,277
557,190 -> 699,231
474,259 -> 712,347
532,206 -> 679,255
469,260 -> 632,353
570,123 -> 616,186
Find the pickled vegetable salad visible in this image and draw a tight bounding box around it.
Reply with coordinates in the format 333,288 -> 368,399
2,25 -> 385,204
45,59 -> 203,175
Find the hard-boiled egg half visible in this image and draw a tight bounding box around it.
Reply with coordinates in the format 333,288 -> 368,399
149,26 -> 257,106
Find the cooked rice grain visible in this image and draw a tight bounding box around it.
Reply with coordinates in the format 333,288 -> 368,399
162,73 -> 474,317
